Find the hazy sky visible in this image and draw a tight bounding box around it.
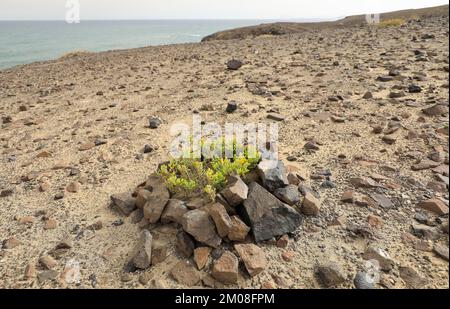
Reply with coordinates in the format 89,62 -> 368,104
0,0 -> 448,20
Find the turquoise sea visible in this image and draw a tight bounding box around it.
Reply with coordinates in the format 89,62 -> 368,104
0,20 -> 283,70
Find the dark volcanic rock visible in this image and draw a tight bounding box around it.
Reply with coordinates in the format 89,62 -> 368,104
241,182 -> 302,242
226,59 -> 243,70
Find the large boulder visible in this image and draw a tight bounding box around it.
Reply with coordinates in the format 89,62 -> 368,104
182,210 -> 222,248
257,160 -> 289,192
241,182 -> 302,242
142,175 -> 170,223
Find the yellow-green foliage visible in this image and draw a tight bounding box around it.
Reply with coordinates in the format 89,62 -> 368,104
158,139 -> 260,200
377,19 -> 406,28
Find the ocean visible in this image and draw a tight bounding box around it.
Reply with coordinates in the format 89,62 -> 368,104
0,20 -> 280,70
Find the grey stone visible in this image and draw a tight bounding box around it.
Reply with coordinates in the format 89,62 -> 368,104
257,160 -> 289,192
132,230 -> 153,269
242,182 -> 302,242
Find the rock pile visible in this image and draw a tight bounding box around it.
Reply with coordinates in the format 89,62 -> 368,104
111,159 -> 307,285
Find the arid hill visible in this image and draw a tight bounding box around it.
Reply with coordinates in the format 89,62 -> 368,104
202,4 -> 449,41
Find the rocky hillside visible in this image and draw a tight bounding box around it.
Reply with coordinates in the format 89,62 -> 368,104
0,14 -> 448,289
202,5 -> 449,41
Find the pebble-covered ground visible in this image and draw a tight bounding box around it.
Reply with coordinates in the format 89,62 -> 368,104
0,16 -> 448,289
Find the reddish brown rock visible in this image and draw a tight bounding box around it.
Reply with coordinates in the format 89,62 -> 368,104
417,198 -> 449,216
66,181 -> 81,193
142,175 -> 170,223
2,237 -> 21,249
301,192 -> 320,216
276,235 -> 289,248
227,216 -> 250,242
234,243 -> 267,277
211,251 -> 239,284
44,219 -> 58,230
281,250 -> 295,262
209,203 -> 232,238
171,260 -> 201,287
194,247 -> 211,270
220,175 -> 248,207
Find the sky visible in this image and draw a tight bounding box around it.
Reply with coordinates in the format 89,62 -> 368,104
0,0 -> 448,20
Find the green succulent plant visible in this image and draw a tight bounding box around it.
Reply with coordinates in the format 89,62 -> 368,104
158,138 -> 260,201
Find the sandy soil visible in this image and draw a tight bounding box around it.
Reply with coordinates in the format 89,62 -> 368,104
0,16 -> 448,289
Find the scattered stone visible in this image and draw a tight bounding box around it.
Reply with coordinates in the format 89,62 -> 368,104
44,219 -> 58,230
39,255 -> 57,270
220,175 -> 248,207
79,142 -> 95,151
422,104 -> 448,116
227,59 -> 242,70
354,272 -> 375,289
66,181 -> 81,193
151,241 -> 168,266
182,210 -> 222,248
367,214 -> 384,229
274,185 -> 301,206
209,203 -> 232,238
234,243 -> 267,277
267,113 -> 285,121
317,262 -> 346,287
228,216 -> 251,242
304,141 -> 320,151
37,270 -> 58,283
350,177 -> 380,188
433,244 -> 449,261
194,247 -> 212,270
242,182 -> 301,242
2,237 -> 20,249
411,224 -> 440,240
132,230 -> 153,270
24,263 -> 37,279
142,175 -> 170,223
399,266 -> 428,288
160,199 -> 188,224
211,251 -> 239,284
369,193 -> 394,209
110,193 -> 137,216
417,198 -> 449,215
382,134 -> 397,145
226,101 -> 238,113
18,216 -> 35,225
412,159 -> 441,171
176,231 -> 195,258
276,235 -> 289,248
149,117 -> 162,129
171,260 -> 201,287
143,144 -> 154,154
301,192 -> 321,216
281,250 -> 295,262
363,247 -> 395,271
408,84 -> 422,93
0,189 -> 13,198
257,160 -> 289,192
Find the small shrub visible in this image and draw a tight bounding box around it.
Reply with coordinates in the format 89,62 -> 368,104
377,19 -> 406,28
158,139 -> 260,200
